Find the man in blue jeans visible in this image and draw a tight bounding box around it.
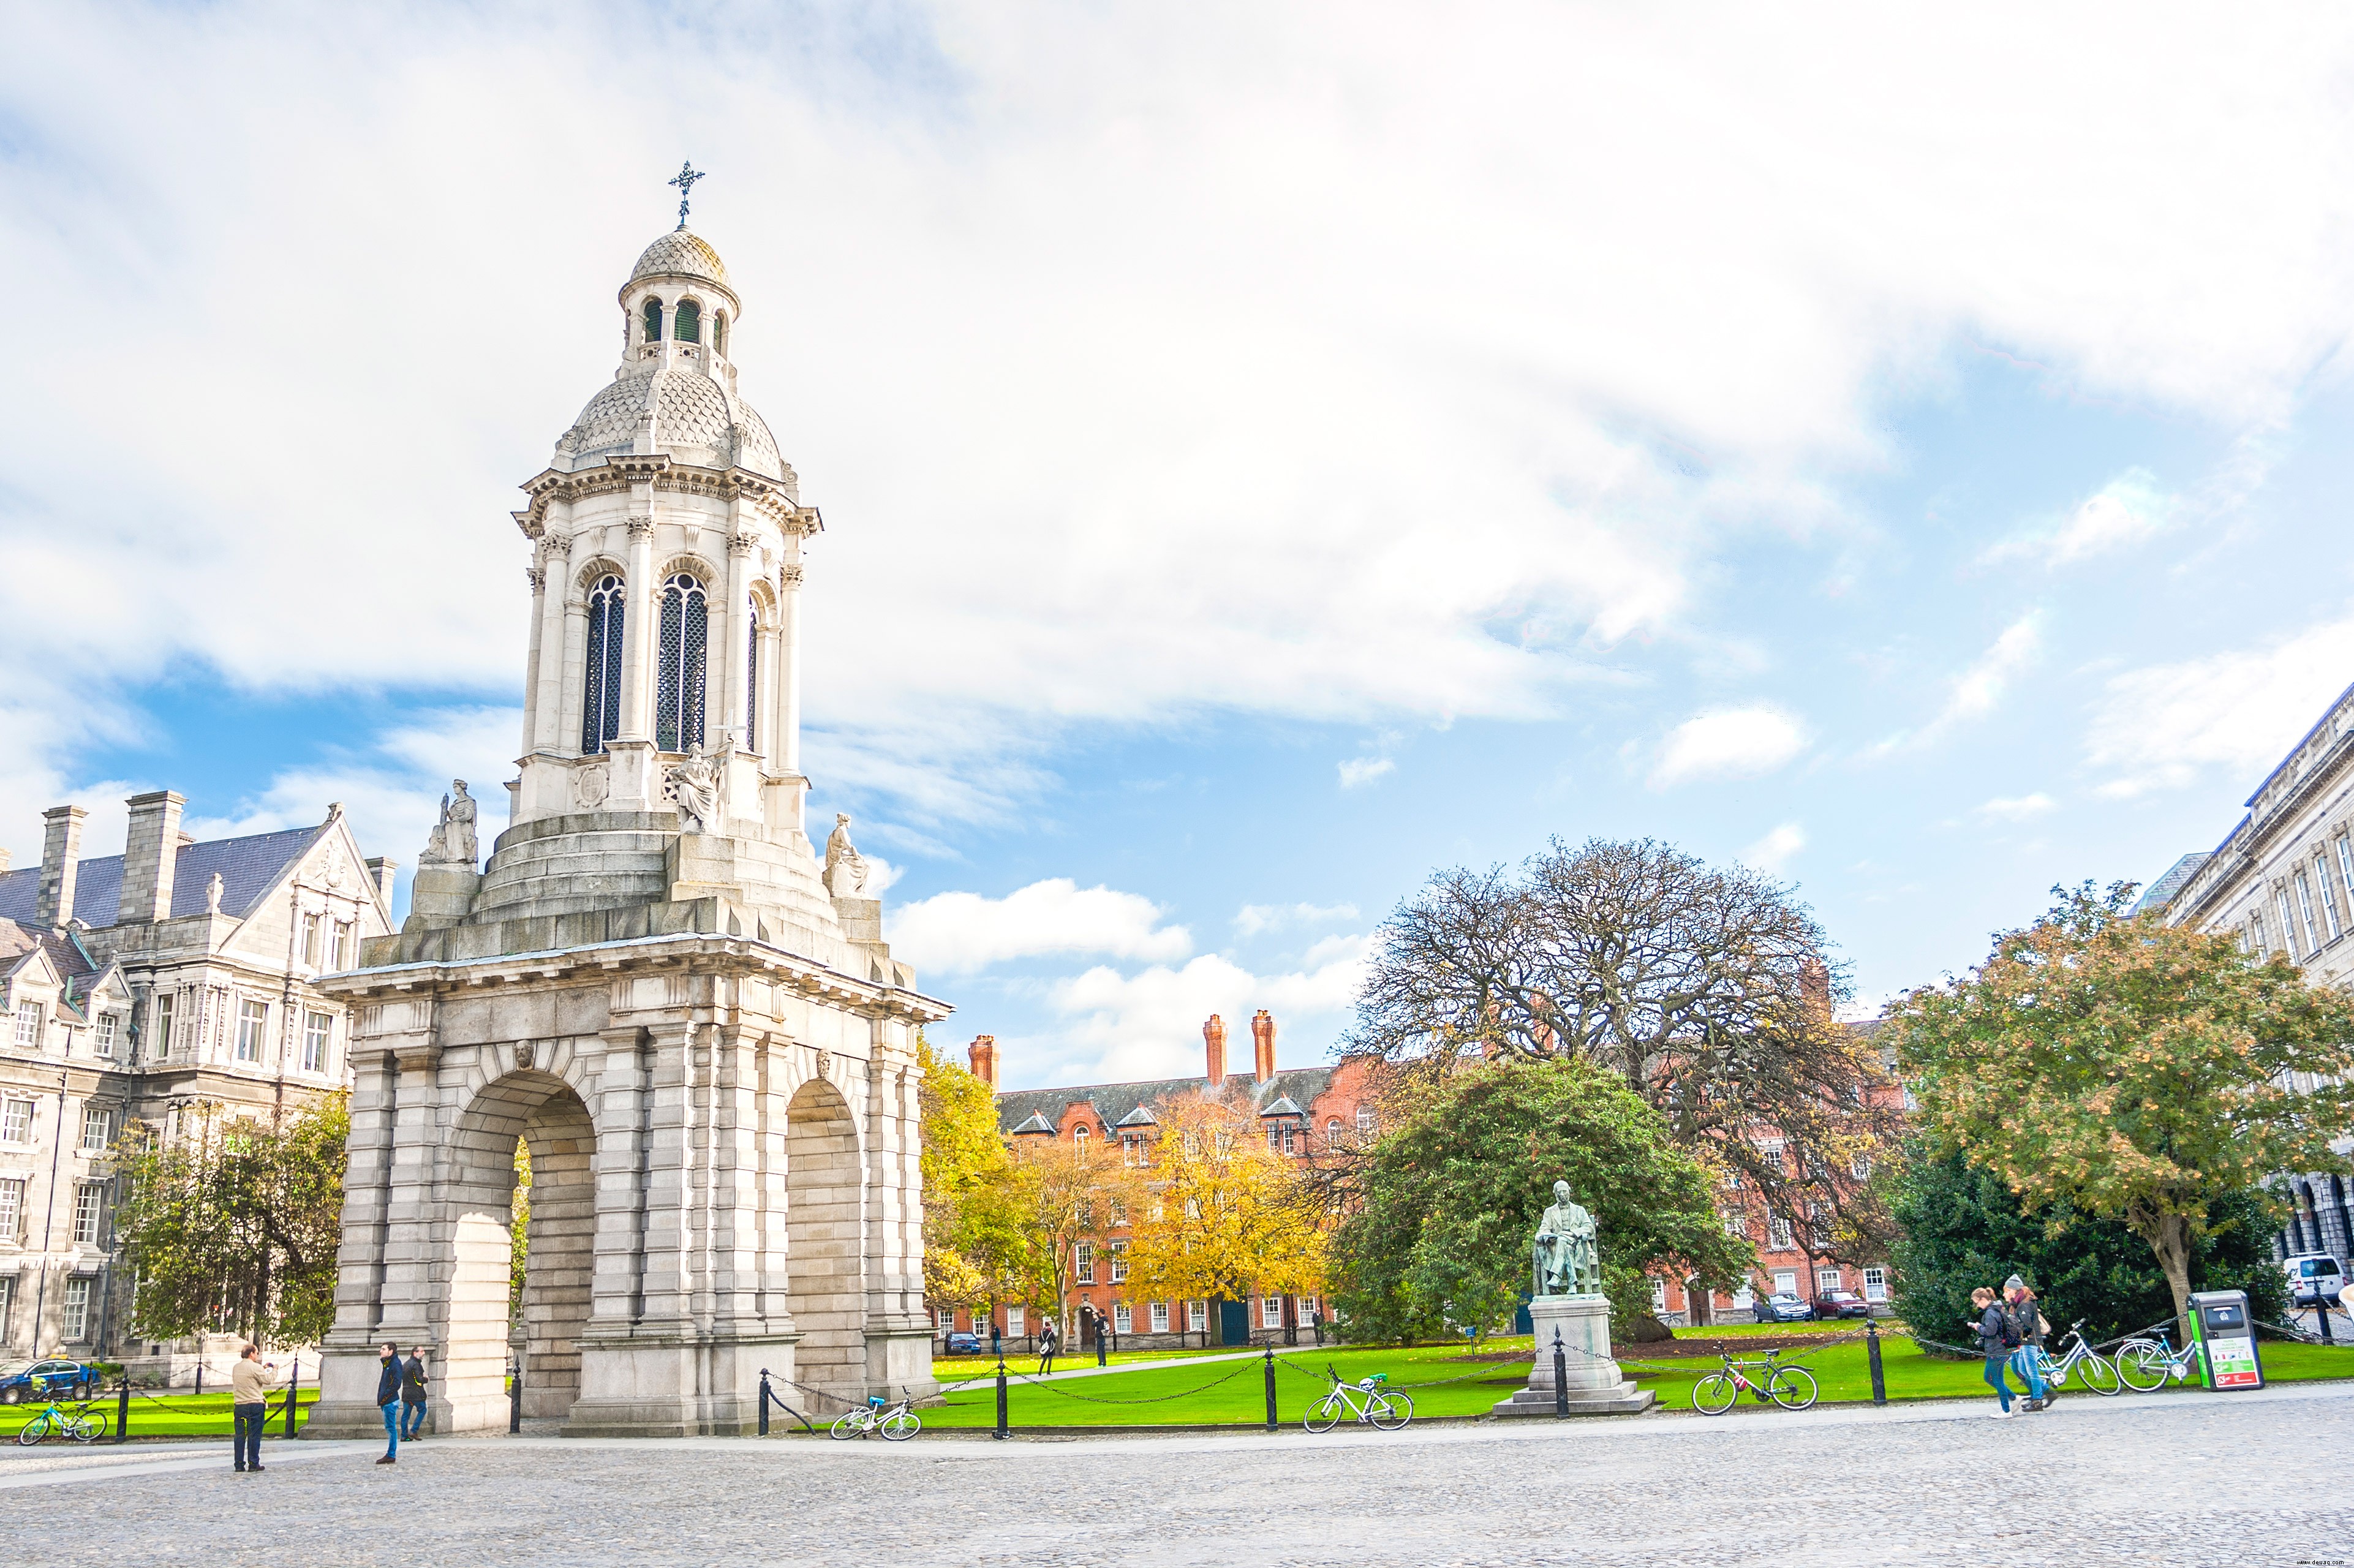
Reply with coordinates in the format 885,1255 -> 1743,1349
399,1348 -> 429,1439
374,1343 -> 403,1464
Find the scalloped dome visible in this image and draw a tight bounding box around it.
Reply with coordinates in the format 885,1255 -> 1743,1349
629,229 -> 731,291
554,367 -> 785,482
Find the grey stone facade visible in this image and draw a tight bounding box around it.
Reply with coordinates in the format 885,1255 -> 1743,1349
304,225 -> 948,1441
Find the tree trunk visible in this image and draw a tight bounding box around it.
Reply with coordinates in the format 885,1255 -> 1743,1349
2149,1210 -> 2195,1329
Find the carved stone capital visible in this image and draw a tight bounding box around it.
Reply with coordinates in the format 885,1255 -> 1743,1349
627,515 -> 655,541
780,564 -> 805,589
729,531 -> 756,557
526,567 -> 548,593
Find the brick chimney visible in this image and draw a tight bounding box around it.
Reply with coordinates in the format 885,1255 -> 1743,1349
36,804 -> 86,930
119,790 -> 186,925
1203,1014 -> 1228,1086
0,848 -> 11,873
1800,959 -> 1832,1023
1251,1009 -> 1277,1082
967,1035 -> 1000,1090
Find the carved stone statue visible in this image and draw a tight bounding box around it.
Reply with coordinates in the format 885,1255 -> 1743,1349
421,780 -> 479,866
205,871 -> 224,916
663,744 -> 722,835
1533,1179 -> 1602,1297
823,812 -> 867,898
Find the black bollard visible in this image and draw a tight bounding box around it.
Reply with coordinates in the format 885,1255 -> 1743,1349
995,1355 -> 1009,1441
283,1358 -> 300,1439
1553,1329 -> 1569,1418
115,1379 -> 129,1444
758,1370 -> 772,1436
509,1356 -> 523,1434
1263,1344 -> 1278,1431
194,1362 -> 203,1398
1866,1316 -> 1887,1406
2318,1300 -> 2336,1345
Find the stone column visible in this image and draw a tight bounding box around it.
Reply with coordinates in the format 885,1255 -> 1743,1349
519,564 -> 549,758
722,527 -> 753,752
305,1044 -> 418,1438
530,532 -> 573,754
617,515 -> 656,743
779,560 -> 802,777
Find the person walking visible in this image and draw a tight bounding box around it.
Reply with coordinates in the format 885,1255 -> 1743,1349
1973,1286 -> 2017,1417
2005,1276 -> 2051,1412
374,1343 -> 404,1464
230,1344 -> 279,1472
1036,1317 -> 1060,1376
399,1347 -> 429,1439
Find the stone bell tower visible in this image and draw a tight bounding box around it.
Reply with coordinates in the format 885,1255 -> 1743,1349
308,191 -> 948,1441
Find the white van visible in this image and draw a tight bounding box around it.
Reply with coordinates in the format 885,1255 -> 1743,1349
2283,1253 -> 2346,1308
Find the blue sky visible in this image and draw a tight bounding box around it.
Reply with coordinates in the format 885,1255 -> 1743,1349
8,5 -> 2354,1088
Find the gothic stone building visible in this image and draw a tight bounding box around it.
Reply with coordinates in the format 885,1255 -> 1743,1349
305,221 -> 947,1441
2145,677 -> 2354,1270
0,794 -> 393,1368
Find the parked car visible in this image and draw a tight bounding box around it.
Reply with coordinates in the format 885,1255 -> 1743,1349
0,1358 -> 103,1404
943,1332 -> 984,1355
1752,1292 -> 1816,1324
2283,1253 -> 2347,1309
1813,1287 -> 1873,1319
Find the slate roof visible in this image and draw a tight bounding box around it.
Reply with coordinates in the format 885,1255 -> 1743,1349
0,916 -> 101,1018
994,1066 -> 1341,1137
2133,853 -> 2211,916
0,824 -> 325,929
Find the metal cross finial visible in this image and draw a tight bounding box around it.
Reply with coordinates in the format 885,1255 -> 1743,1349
668,161 -> 706,230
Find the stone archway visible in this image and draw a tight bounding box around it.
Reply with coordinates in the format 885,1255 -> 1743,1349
785,1076 -> 864,1401
442,1070 -> 597,1431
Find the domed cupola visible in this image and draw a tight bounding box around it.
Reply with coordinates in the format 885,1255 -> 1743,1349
552,225 -> 788,484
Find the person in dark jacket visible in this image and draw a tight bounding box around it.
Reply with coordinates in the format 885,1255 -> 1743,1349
1972,1287 -> 2016,1417
1036,1318 -> 1060,1376
399,1348 -> 429,1439
2005,1276 -> 2050,1412
375,1343 -> 404,1463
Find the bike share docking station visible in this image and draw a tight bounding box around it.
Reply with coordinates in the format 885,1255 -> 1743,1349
2185,1290 -> 2264,1390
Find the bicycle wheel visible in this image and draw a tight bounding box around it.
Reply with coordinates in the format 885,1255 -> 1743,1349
829,1410 -> 866,1440
15,1417 -> 48,1446
879,1408 -> 920,1442
2113,1344 -> 2167,1393
1302,1395 -> 1343,1434
2074,1351 -> 2121,1396
68,1411 -> 106,1443
1692,1374 -> 1738,1415
1766,1366 -> 1818,1411
1370,1392 -> 1412,1431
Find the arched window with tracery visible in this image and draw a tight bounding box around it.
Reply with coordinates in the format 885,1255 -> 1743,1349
640,297 -> 663,344
674,299 -> 701,344
744,594 -> 760,752
581,575 -> 625,755
655,572 -> 709,753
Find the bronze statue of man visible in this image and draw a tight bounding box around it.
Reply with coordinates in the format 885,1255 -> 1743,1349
1532,1180 -> 1601,1297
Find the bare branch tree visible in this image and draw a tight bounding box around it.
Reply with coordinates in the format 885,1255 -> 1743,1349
1345,838 -> 1899,1270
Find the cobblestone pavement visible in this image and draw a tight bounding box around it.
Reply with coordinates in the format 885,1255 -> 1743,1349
8,1382 -> 2350,1567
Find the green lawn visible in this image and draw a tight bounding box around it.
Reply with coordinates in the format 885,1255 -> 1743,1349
0,1388 -> 319,1441
930,1344 -> 1255,1384
902,1330 -> 2354,1428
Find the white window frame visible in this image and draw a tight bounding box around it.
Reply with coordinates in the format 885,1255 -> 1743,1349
1150,1301 -> 1169,1333
937,1307 -> 955,1334
94,1013 -> 117,1059
2250,909 -> 2268,956
1722,1210 -> 1746,1240
62,1277 -> 91,1343
2278,890 -> 2301,959
1109,1243 -> 1128,1284
1261,1295 -> 1283,1328
80,1106 -> 110,1152
1188,1300 -> 1207,1333
1112,1303 -> 1133,1334
333,921 -> 355,970
1650,1276 -> 1669,1310
301,912 -> 323,968
1771,1270 -> 1798,1295
0,1177 -> 23,1240
2296,870 -> 2322,951
302,1011 -> 332,1073
1354,1106 -> 1375,1138
1863,1267 -> 1888,1302
235,998 -> 268,1063
2336,835 -> 2354,918
1005,1306 -> 1025,1335
2319,851 -> 2345,940
1768,1215 -> 1795,1251
1817,1267 -> 1843,1293
1074,1239 -> 1094,1285
153,992 -> 176,1060
13,1003 -> 39,1047
0,1098 -> 30,1144
72,1182 -> 104,1245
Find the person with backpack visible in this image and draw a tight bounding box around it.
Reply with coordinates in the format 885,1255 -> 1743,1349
399,1347 -> 429,1439
1972,1286 -> 2016,1417
2005,1276 -> 2051,1412
1036,1317 -> 1060,1376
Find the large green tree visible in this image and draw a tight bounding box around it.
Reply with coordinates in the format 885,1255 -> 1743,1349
115,1094 -> 349,1346
1894,883 -> 2354,1323
1330,1056 -> 1751,1343
1887,1143 -> 2287,1348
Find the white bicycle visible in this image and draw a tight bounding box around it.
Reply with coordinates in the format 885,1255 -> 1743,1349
1303,1368 -> 1413,1433
830,1394 -> 920,1441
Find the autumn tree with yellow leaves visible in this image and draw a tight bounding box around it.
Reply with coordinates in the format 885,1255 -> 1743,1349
1115,1094 -> 1327,1315
1893,883 -> 2354,1324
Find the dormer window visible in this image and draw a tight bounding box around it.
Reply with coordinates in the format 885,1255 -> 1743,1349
675,299 -> 701,344
641,297 -> 664,343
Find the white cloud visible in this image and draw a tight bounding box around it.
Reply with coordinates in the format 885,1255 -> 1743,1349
2087,614 -> 2354,797
1740,821 -> 1807,872
11,8 -> 2354,814
1337,757 -> 1395,789
1986,469 -> 2176,567
1042,940 -> 1371,1084
1651,707 -> 1807,788
1873,616 -> 2044,755
885,878 -> 1193,976
1234,901 -> 1360,937
1975,793 -> 2058,822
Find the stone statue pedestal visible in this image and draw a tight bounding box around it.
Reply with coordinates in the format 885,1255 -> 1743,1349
403,862 -> 480,932
1493,1295 -> 1654,1417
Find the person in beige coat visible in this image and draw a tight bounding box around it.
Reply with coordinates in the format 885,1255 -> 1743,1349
230,1346 -> 280,1472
